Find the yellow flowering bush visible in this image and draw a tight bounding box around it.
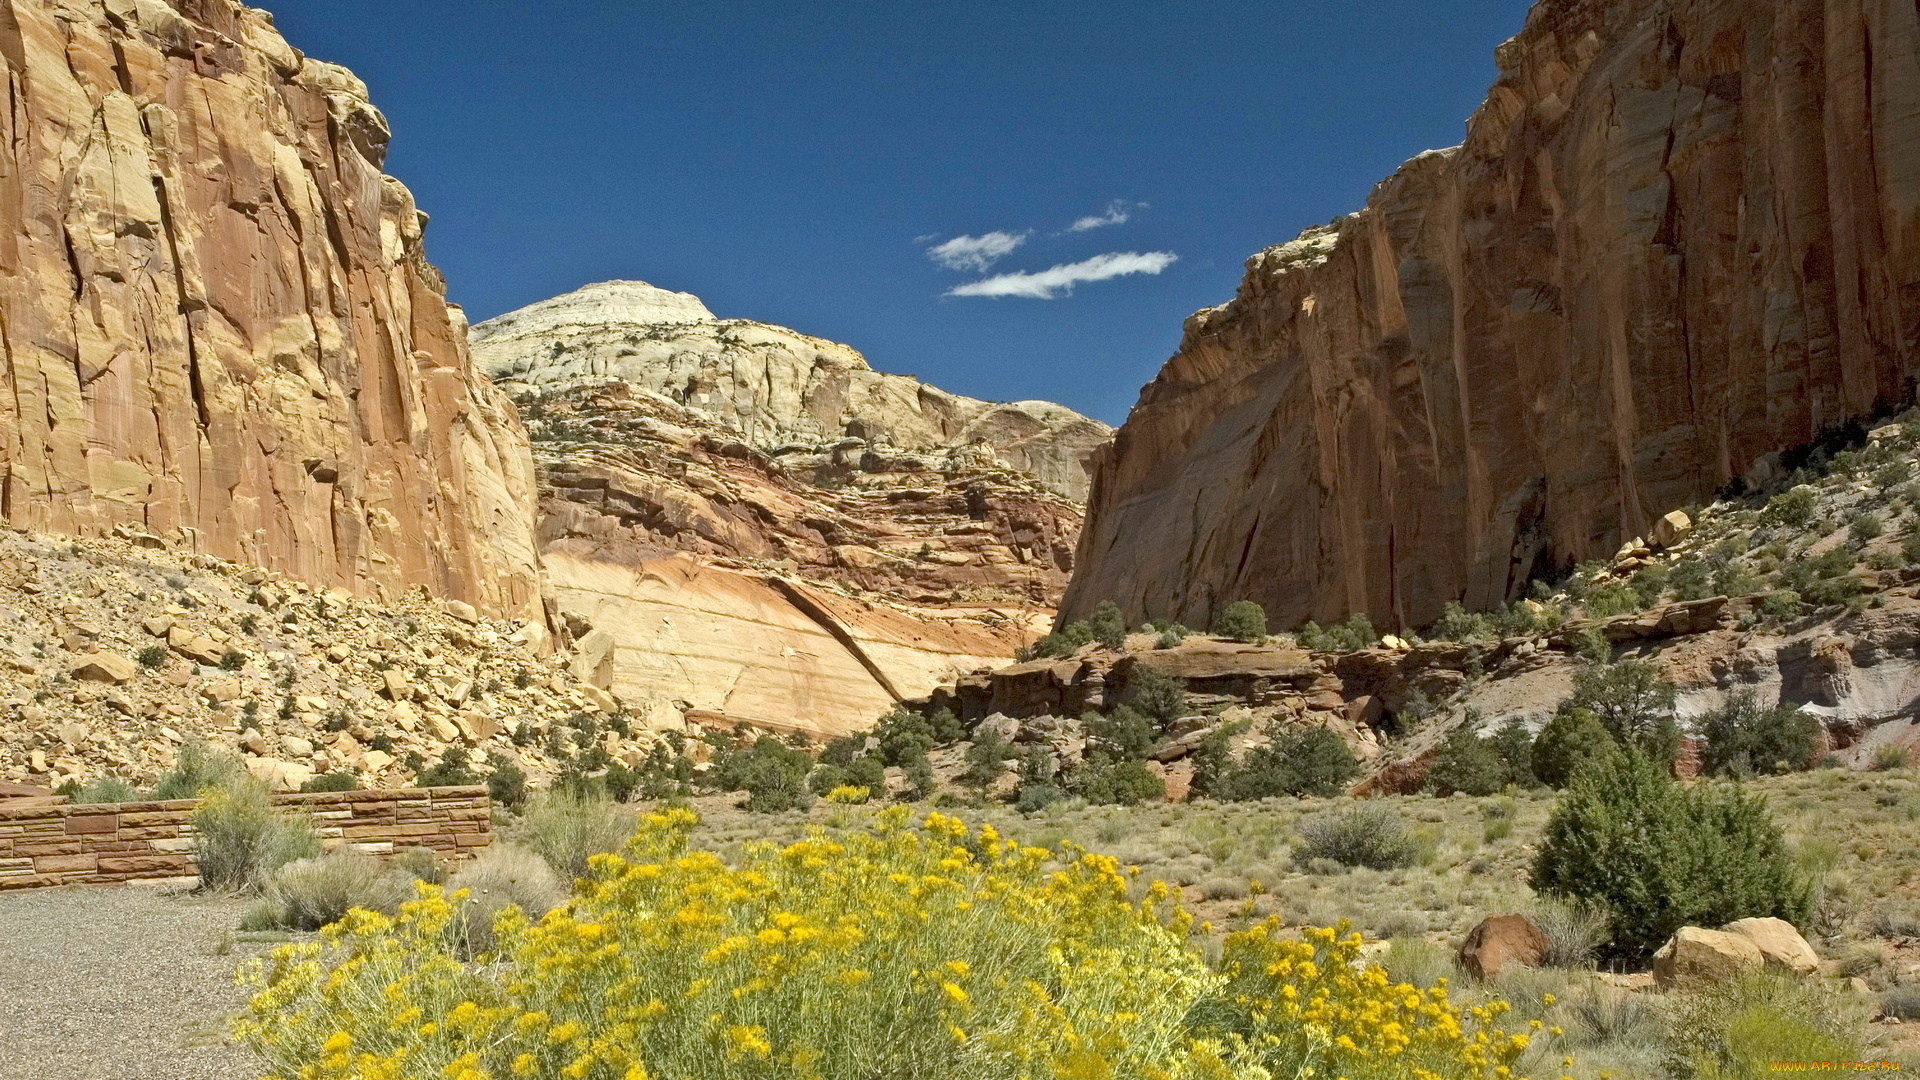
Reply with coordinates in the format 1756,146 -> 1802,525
237,808 -> 1555,1080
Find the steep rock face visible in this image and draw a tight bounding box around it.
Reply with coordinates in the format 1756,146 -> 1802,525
473,281 -> 1111,502
527,382 -> 1083,735
1066,0 -> 1920,631
0,0 -> 539,617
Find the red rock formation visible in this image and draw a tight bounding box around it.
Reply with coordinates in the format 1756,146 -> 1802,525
1065,0 -> 1920,631
0,0 -> 540,617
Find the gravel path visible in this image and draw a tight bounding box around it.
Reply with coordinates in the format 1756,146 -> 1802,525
0,885 -> 271,1080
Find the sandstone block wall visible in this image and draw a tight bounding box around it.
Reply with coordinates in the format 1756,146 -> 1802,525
1066,0 -> 1920,632
0,786 -> 490,890
0,0 -> 541,618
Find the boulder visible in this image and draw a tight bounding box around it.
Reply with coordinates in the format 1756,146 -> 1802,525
70,652 -> 137,684
1651,510 -> 1693,549
1652,927 -> 1764,985
1720,917 -> 1819,976
441,599 -> 480,624
166,626 -> 224,665
1457,914 -> 1549,980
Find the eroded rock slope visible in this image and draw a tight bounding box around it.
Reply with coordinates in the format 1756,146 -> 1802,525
1066,0 -> 1920,632
0,0 -> 540,618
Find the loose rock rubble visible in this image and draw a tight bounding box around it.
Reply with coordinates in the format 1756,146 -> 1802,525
0,528 -> 649,790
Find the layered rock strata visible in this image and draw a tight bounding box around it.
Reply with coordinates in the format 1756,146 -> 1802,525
0,0 -> 539,617
1066,0 -> 1920,631
526,382 -> 1085,736
473,281 -> 1111,502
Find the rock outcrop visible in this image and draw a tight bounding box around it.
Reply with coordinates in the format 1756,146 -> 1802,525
0,0 -> 540,618
525,382 -> 1085,736
1066,0 -> 1920,631
473,281 -> 1110,502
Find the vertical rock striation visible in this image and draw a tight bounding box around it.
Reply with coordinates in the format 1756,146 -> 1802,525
1066,0 -> 1920,631
0,0 -> 540,617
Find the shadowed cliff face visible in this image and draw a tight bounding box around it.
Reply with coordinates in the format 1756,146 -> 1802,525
1065,0 -> 1920,632
0,0 -> 541,618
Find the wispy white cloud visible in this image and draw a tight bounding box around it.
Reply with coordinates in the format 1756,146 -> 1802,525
924,230 -> 1030,272
1067,199 -> 1146,233
946,250 -> 1179,299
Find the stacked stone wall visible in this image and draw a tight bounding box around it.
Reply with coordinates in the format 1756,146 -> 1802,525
0,786 -> 490,890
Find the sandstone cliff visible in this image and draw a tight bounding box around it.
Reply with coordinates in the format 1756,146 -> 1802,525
0,0 -> 540,618
1066,0 -> 1920,631
473,281 -> 1110,503
524,382 -> 1084,737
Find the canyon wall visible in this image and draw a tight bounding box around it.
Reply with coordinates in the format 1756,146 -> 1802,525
0,0 -> 540,617
1065,0 -> 1920,632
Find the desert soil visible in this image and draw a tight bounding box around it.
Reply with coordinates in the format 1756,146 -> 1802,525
0,885 -> 266,1080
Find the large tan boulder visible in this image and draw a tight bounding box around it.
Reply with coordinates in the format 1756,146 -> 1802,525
1651,927 -> 1764,985
1457,914 -> 1550,980
71,652 -> 137,684
1720,917 -> 1819,975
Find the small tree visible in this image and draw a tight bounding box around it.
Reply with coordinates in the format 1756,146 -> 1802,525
1486,717 -> 1539,788
1699,690 -> 1821,777
1088,601 -> 1129,651
1128,666 -> 1188,731
1211,601 -> 1268,644
1186,728 -> 1236,801
1066,754 -> 1165,805
1562,660 -> 1680,762
1014,745 -> 1064,812
1090,706 -> 1158,760
1531,749 -> 1813,961
1423,724 -> 1505,797
961,729 -> 1014,798
1530,707 -> 1617,788
1226,726 -> 1358,800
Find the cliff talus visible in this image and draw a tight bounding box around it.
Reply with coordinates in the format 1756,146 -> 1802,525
1067,0 -> 1920,630
0,0 -> 539,617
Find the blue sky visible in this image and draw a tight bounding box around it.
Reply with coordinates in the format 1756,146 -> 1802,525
266,0 -> 1535,424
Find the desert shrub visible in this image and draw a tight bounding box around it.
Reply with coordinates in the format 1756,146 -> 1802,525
1025,620 -> 1094,660
389,846 -> 448,886
513,791 -> 636,881
1560,660 -> 1680,762
712,735 -> 813,812
191,777 -> 321,892
1154,625 -> 1187,649
1127,665 -> 1188,729
1014,782 -> 1066,813
1087,600 -> 1128,650
1698,690 -> 1820,777
237,809 -> 1535,1080
1089,705 -> 1158,760
298,770 -> 360,794
1871,742 -> 1912,771
1849,511 -> 1885,543
1226,726 -> 1359,800
417,747 -> 482,788
1065,754 -> 1165,805
1581,582 -> 1644,618
1211,600 -> 1268,643
1431,601 -> 1496,642
1530,750 -> 1813,961
818,734 -> 863,767
843,753 -> 887,795
443,843 -> 568,957
1295,803 -> 1430,870
1186,728 -> 1236,801
1485,718 -> 1538,788
1760,486 -> 1816,527
150,739 -> 244,801
1423,724 -> 1505,797
1663,972 -> 1864,1077
1531,897 -> 1609,969
1667,559 -> 1714,601
1296,613 -> 1379,653
807,763 -> 851,796
136,644 -> 167,668
960,729 -> 1013,797
1530,707 -> 1617,788
900,754 -> 936,801
1881,987 -> 1920,1021
249,851 -> 413,931
484,752 -> 529,808
70,776 -> 139,804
